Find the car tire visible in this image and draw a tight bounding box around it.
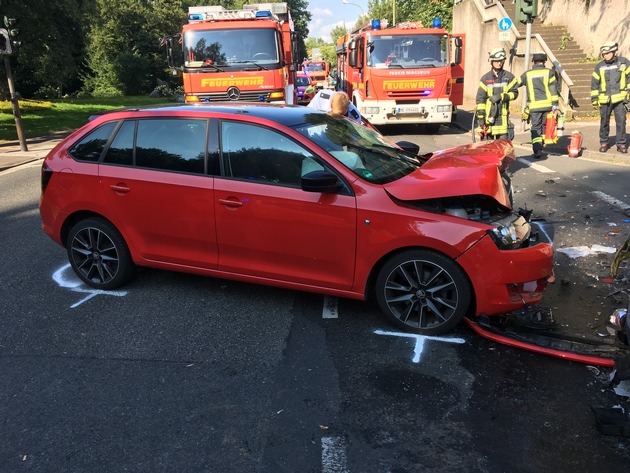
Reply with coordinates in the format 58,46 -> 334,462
375,249 -> 471,335
67,218 -> 135,290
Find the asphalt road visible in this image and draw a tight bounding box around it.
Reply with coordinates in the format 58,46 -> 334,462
1,134 -> 629,472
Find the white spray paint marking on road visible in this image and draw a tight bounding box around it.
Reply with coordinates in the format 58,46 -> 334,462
590,191 -> 630,212
52,263 -> 127,308
517,158 -> 556,173
375,329 -> 466,363
321,436 -> 348,473
322,295 -> 338,319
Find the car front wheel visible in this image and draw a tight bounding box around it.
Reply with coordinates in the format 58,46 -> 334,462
375,249 -> 471,335
67,218 -> 134,290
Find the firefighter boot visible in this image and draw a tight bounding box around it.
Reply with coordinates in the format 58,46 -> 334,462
617,145 -> 628,154
599,143 -> 608,153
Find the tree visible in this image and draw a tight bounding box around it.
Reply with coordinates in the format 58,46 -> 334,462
367,0 -> 453,32
2,0 -> 89,98
330,24 -> 348,45
83,0 -> 187,96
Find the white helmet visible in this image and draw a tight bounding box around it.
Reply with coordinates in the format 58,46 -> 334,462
600,42 -> 618,55
488,48 -> 507,62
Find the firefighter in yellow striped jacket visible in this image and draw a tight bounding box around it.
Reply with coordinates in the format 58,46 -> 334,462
591,42 -> 630,154
517,53 -> 559,159
475,48 -> 519,139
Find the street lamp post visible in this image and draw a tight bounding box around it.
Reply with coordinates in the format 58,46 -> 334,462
342,0 -> 365,18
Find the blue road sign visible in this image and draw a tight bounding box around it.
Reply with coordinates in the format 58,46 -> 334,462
499,17 -> 513,31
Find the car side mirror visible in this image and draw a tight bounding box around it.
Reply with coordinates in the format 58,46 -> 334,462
301,170 -> 343,193
396,141 -> 420,156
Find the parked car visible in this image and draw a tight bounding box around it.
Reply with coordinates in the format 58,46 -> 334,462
39,103 -> 554,335
296,71 -> 315,105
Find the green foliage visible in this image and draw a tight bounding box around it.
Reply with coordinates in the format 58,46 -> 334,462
330,25 -> 348,44
367,0 -> 453,32
82,0 -> 187,97
0,96 -> 171,142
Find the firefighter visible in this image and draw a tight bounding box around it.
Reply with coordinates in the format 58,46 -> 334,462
475,48 -> 519,140
591,41 -> 630,154
517,53 -> 559,159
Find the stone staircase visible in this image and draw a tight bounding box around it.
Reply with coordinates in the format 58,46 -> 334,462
502,1 -> 598,117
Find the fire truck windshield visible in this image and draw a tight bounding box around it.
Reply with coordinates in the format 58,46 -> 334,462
367,34 -> 448,69
184,28 -> 280,68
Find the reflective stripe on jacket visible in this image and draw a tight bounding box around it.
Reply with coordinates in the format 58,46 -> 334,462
518,65 -> 559,111
475,69 -> 519,135
591,56 -> 630,105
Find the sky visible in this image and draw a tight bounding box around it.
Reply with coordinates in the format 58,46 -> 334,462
307,0 -> 370,42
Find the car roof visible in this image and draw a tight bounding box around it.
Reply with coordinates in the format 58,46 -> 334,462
91,103 -> 320,128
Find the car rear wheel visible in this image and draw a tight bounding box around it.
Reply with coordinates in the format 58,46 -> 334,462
375,249 -> 471,335
67,218 -> 134,290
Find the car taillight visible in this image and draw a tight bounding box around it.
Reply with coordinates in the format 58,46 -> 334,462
41,163 -> 53,193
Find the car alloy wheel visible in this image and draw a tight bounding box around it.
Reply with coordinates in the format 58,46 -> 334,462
376,249 -> 471,335
67,218 -> 134,290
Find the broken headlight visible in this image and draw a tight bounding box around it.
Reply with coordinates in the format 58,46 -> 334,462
488,215 -> 531,249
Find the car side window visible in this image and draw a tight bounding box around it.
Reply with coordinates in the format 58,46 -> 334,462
103,121 -> 135,166
136,119 -> 207,174
68,122 -> 118,162
221,121 -> 316,186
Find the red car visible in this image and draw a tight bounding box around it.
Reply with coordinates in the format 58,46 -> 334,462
296,71 -> 315,105
39,103 -> 553,335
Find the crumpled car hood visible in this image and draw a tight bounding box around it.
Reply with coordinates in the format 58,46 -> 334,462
383,139 -> 516,208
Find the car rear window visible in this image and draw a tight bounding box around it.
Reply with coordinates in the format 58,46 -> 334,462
68,122 -> 118,162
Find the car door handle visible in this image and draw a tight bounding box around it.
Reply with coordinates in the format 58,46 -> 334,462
110,184 -> 130,193
218,198 -> 243,208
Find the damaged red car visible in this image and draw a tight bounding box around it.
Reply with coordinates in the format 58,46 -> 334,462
39,103 -> 553,335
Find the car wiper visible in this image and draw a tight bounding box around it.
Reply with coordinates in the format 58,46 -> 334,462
239,61 -> 268,70
387,64 -> 403,68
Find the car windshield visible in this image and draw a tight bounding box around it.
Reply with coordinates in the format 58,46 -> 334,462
296,76 -> 310,87
293,113 -> 421,184
184,27 -> 280,68
303,62 -> 325,72
368,34 -> 448,69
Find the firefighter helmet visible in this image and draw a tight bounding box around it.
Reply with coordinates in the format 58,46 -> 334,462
532,53 -> 547,63
600,42 -> 618,55
488,48 -> 507,62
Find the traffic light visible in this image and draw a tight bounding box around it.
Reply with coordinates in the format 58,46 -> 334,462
516,0 -> 539,24
3,16 -> 20,53
0,28 -> 11,55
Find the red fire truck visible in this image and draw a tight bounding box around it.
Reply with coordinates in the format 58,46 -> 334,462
163,3 -> 298,104
301,59 -> 330,89
336,20 -> 465,131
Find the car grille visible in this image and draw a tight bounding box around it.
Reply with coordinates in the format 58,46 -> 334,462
196,91 -> 275,102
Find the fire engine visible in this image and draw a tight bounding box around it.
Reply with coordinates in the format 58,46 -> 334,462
163,3 -> 298,104
336,19 -> 465,130
301,59 -> 330,89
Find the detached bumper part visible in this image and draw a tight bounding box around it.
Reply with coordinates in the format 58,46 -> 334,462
464,307 -> 630,367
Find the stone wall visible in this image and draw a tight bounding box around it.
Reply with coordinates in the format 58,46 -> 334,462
539,0 -> 629,59
453,0 -> 630,103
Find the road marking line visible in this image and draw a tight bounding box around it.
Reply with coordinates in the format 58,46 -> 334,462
321,436 -> 348,473
517,158 -> 556,173
590,191 -> 630,212
52,263 -> 127,308
322,295 -> 338,319
375,330 -> 466,363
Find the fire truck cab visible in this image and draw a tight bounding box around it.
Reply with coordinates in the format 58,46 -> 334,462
163,3 -> 298,104
337,20 -> 465,130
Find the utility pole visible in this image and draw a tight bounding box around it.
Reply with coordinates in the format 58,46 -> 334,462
3,55 -> 27,150
1,13 -> 27,151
